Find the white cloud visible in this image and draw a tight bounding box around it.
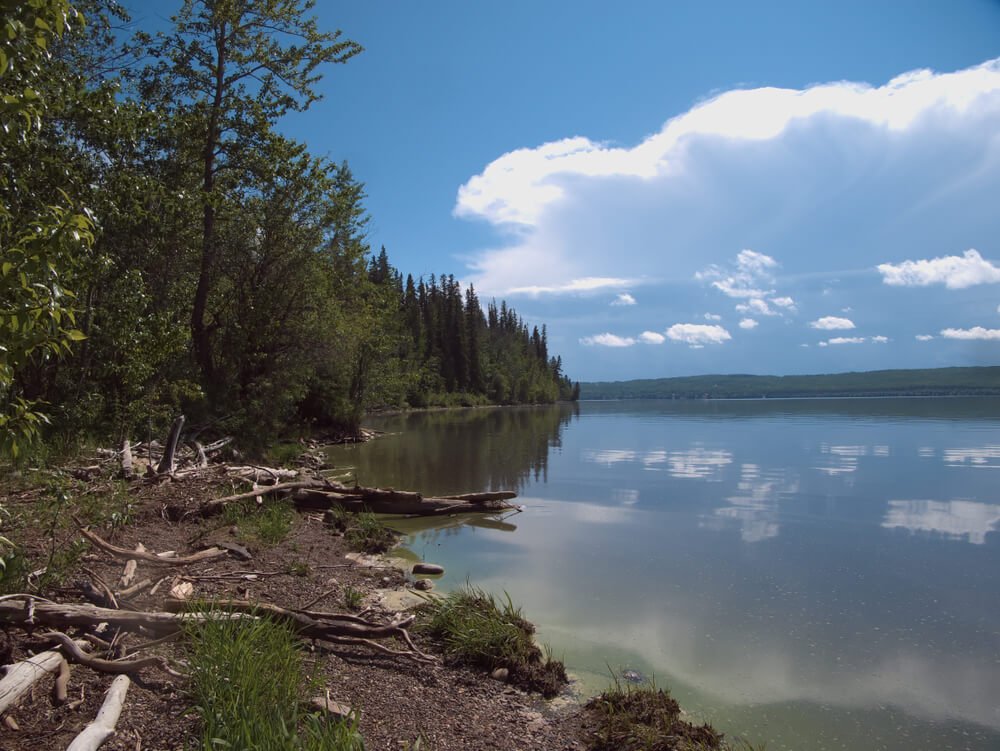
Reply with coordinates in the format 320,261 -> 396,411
704,313 -> 722,322
580,333 -> 636,347
457,62 -> 1000,229
878,249 -> 1000,289
739,318 -> 759,330
916,334 -> 935,341
666,323 -> 732,346
611,292 -> 637,306
509,277 -> 635,296
871,335 -> 890,343
818,341 -> 828,347
772,297 -> 796,310
826,337 -> 866,345
811,316 -> 856,330
697,249 -> 778,300
639,330 -> 666,344
940,326 -> 1000,340
736,298 -> 776,316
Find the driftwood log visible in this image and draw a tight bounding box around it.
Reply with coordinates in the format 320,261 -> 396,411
0,639 -> 89,713
65,674 -> 130,751
293,482 -> 518,515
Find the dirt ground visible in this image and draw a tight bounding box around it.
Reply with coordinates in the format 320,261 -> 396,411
0,462 -> 592,751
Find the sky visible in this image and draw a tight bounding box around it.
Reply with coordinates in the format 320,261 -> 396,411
133,0 -> 1000,382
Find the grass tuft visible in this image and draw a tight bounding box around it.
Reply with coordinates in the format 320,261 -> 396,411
417,586 -> 567,697
223,499 -> 294,545
185,611 -> 364,750
328,507 -> 398,554
585,674 -> 765,751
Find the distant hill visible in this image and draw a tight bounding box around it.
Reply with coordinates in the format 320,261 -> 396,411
580,366 -> 1000,400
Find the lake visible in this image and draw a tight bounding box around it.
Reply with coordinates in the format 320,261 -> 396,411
327,398 -> 1000,751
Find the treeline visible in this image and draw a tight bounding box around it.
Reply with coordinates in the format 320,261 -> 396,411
0,0 -> 575,457
581,366 -> 1000,400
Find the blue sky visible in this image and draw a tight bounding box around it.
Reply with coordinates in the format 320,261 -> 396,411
133,1 -> 1000,382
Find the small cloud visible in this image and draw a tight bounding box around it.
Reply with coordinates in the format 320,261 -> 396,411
800,343 -> 810,348
772,297 -> 796,310
940,326 -> 1000,341
878,249 -> 1000,289
639,331 -> 666,344
704,313 -> 722,321
916,334 -> 935,341
736,298 -> 776,316
666,323 -> 732,346
510,277 -> 635,296
826,336 -> 866,345
739,318 -> 759,330
818,341 -> 829,347
810,316 -> 856,330
871,335 -> 890,343
611,292 -> 637,306
697,249 -> 777,299
580,332 -> 637,347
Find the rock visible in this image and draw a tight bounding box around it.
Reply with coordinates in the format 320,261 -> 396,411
413,578 -> 433,591
412,562 -> 444,575
622,669 -> 645,684
491,668 -> 509,682
310,695 -> 352,719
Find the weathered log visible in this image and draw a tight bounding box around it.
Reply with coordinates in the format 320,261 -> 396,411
0,639 -> 89,714
65,674 -> 130,751
293,485 -> 516,516
438,491 -> 517,502
155,415 -> 185,474
0,649 -> 65,714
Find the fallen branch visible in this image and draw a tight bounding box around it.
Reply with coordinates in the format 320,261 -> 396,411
66,674 -> 130,751
44,632 -> 180,677
74,519 -> 227,567
0,597 -> 433,663
198,479 -> 326,516
116,577 -> 153,600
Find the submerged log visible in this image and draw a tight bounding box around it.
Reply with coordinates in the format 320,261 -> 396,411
293,483 -> 517,515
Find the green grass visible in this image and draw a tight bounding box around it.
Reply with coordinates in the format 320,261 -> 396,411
185,611 -> 365,751
224,499 -> 295,545
586,675 -> 765,751
343,585 -> 364,611
266,441 -> 306,467
417,586 -> 567,697
330,508 -> 398,554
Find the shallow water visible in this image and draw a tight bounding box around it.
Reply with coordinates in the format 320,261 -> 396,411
327,398 -> 1000,750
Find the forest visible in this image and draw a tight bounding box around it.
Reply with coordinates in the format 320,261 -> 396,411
581,366 -> 1000,400
0,0 -> 578,459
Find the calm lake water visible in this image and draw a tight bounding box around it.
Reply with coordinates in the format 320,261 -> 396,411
327,398 -> 1000,751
